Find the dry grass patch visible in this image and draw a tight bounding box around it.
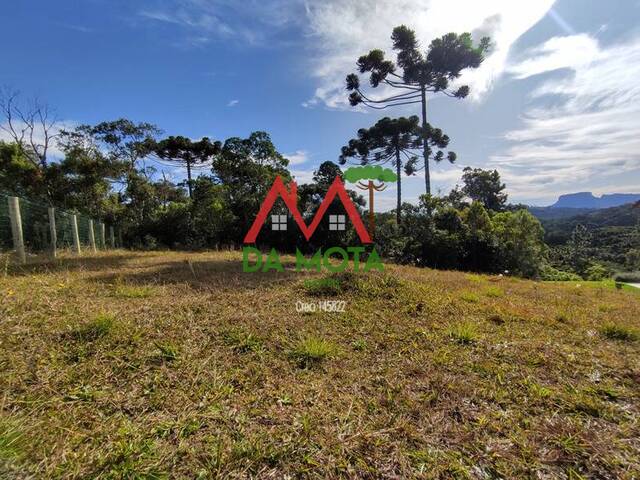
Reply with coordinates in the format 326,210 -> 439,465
1,251 -> 639,478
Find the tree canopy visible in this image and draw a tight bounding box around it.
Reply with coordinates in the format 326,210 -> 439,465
345,25 -> 490,195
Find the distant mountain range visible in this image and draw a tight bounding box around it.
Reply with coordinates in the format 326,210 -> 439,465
528,192 -> 640,221
550,192 -> 640,209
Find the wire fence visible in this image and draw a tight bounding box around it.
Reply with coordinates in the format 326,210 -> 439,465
0,192 -> 121,263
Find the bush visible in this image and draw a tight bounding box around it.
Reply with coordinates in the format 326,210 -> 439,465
613,271 -> 640,283
585,264 -> 609,281
539,265 -> 581,281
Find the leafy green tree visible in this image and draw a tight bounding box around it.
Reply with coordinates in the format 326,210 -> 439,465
346,25 -> 489,195
54,138 -> 129,220
152,136 -> 221,198
312,160 -> 343,189
492,209 -> 546,277
62,119 -> 160,170
0,141 -> 45,198
566,224 -> 592,275
461,167 -> 507,211
211,131 -> 290,240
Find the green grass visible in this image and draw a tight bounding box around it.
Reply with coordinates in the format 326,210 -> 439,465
446,322 -> 478,345
289,336 -> 337,368
70,313 -> 115,341
222,328 -> 264,353
114,283 -> 154,298
459,291 -> 480,303
1,250 -> 640,478
483,286 -> 504,298
600,323 -> 638,342
0,419 -> 25,462
154,341 -> 179,361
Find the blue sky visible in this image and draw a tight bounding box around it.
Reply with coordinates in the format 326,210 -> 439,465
2,0 -> 639,207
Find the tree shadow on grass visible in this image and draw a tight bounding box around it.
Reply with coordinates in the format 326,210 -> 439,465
3,252 -> 140,277
89,256 -> 309,292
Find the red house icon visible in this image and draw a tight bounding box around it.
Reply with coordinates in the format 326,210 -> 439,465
243,176 -> 372,244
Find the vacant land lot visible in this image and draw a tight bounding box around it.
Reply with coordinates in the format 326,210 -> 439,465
1,251 -> 639,478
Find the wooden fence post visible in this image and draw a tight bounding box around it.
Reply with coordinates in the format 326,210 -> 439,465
88,220 -> 97,253
71,214 -> 81,255
48,207 -> 57,259
100,223 -> 106,249
7,196 -> 26,264
109,226 -> 115,248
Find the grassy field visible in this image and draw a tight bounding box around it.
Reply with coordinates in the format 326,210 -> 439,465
1,250 -> 640,479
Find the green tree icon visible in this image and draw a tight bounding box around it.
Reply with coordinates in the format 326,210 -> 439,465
343,166 -> 397,238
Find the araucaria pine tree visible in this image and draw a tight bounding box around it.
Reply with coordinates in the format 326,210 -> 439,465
339,116 -> 455,225
346,25 -> 489,195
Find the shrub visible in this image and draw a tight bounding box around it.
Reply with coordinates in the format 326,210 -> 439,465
540,265 -> 582,282
613,271 -> 640,283
585,264 -> 609,281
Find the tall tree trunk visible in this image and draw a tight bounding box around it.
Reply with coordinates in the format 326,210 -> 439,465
420,86 -> 430,196
186,158 -> 193,198
395,147 -> 402,226
368,180 -> 375,239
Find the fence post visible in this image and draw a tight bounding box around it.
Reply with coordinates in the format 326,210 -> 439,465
48,207 -> 57,259
100,223 -> 106,249
7,196 -> 26,264
109,226 -> 115,249
88,220 -> 97,253
71,214 -> 81,255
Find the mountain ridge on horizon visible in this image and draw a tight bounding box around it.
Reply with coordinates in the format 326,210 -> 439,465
547,192 -> 640,209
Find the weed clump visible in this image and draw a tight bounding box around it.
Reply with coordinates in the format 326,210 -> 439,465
459,292 -> 480,303
222,328 -> 264,353
600,323 -> 638,342
447,323 -> 478,345
302,278 -> 342,296
155,341 -> 179,361
483,287 -> 504,298
290,337 -> 337,368
71,314 -> 115,342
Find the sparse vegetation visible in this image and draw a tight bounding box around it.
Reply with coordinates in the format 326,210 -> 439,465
290,336 -> 338,368
1,250 -> 639,478
600,323 -> 639,342
155,341 -> 179,361
447,322 -> 478,344
70,313 -> 115,341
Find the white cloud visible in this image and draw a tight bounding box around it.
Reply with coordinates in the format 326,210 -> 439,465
290,168 -> 315,184
285,149 -> 309,165
0,120 -> 75,161
137,0 -> 305,46
226,99 -> 239,107
492,33 -> 640,203
303,0 -> 555,108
